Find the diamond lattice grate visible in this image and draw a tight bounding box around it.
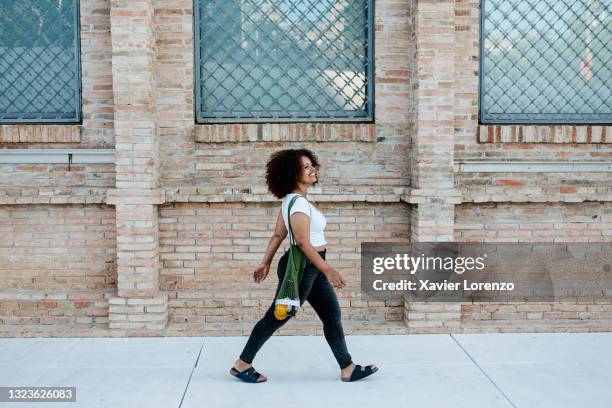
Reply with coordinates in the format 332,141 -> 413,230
480,0 -> 611,124
195,0 -> 373,123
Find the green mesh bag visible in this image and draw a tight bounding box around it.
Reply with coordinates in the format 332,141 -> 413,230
274,195 -> 311,320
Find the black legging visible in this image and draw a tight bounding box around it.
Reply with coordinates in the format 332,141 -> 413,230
239,249 -> 353,369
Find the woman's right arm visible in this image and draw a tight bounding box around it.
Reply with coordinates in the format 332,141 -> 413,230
253,209 -> 288,283
290,212 -> 346,288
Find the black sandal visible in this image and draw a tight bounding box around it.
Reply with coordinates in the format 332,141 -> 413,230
341,364 -> 379,382
229,366 -> 267,383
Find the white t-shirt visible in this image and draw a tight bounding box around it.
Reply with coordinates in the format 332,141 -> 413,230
281,193 -> 327,246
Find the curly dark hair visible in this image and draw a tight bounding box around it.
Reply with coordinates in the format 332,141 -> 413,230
265,149 -> 321,199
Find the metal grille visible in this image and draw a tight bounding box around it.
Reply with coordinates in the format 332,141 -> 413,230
0,0 -> 81,123
480,0 -> 611,124
195,0 -> 373,123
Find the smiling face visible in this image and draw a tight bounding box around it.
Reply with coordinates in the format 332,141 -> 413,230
297,155 -> 318,186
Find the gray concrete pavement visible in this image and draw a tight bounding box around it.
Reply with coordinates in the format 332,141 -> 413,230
0,332 -> 610,407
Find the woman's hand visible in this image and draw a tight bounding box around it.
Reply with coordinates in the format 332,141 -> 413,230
253,263 -> 271,284
325,268 -> 347,289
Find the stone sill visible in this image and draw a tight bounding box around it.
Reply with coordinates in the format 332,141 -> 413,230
460,186 -> 611,203
478,125 -> 610,143
0,148 -> 114,164
0,125 -> 82,143
456,160 -> 612,173
194,123 -> 376,143
461,195 -> 612,203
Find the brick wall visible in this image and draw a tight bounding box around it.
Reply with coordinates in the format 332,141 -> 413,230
453,0 -> 611,164
398,0 -> 611,334
403,202 -> 612,334
158,201 -> 410,335
0,163 -> 115,189
0,0 -> 609,337
455,202 -> 612,243
155,0 -> 414,191
0,0 -> 114,148
0,205 -> 116,336
456,171 -> 611,204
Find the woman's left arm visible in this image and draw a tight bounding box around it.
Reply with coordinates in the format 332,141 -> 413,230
253,209 -> 288,283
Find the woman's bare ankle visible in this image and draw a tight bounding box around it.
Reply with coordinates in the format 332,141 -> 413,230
235,358 -> 252,370
340,362 -> 355,374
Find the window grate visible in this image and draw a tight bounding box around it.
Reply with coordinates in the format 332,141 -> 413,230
195,0 -> 374,123
479,0 -> 611,124
0,0 -> 82,124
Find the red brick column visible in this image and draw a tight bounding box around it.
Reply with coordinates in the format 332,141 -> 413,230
405,0 -> 462,332
107,0 -> 167,334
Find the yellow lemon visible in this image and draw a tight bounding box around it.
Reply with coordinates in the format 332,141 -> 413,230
274,304 -> 288,320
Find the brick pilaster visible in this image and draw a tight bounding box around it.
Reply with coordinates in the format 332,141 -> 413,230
408,0 -> 458,242
405,0 -> 461,331
107,0 -> 166,333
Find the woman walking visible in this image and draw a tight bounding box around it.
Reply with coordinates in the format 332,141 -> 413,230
230,148 -> 379,383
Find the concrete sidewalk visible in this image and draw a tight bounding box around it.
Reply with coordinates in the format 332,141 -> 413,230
0,332 -> 610,408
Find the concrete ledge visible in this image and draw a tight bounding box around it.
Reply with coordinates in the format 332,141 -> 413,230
460,188 -> 612,204
457,161 -> 612,173
0,148 -> 115,164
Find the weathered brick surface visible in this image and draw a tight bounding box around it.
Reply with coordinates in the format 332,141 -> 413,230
0,0 -> 610,337
108,293 -> 168,330
404,202 -> 612,334
478,125 -> 610,144
0,0 -> 114,148
405,301 -> 612,334
0,126 -> 81,143
0,205 -> 116,290
403,0 -> 461,323
0,164 -> 115,189
457,172 -> 612,204
0,291 -> 113,328
107,0 -> 165,332
0,205 -> 116,327
453,0 -> 612,162
194,124 -> 376,143
455,202 -> 612,243
158,202 -> 410,328
111,0 -> 159,190
408,0 -> 457,242
156,0 -> 413,191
